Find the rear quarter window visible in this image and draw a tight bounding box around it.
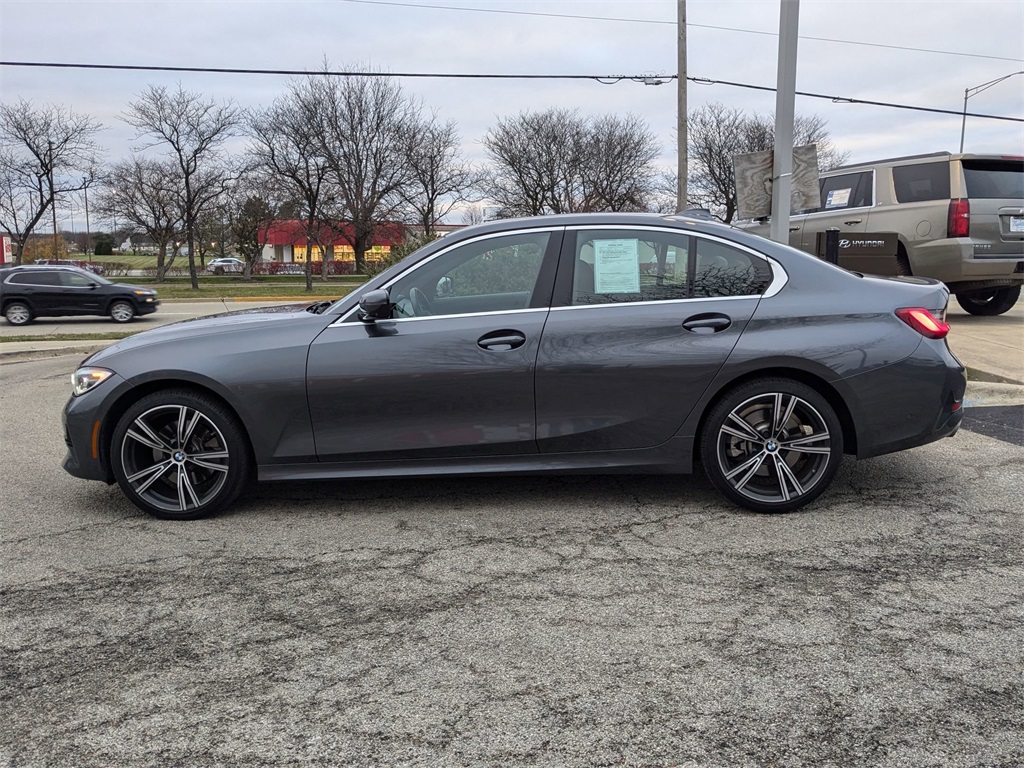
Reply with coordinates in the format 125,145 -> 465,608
892,162 -> 951,203
962,159 -> 1024,199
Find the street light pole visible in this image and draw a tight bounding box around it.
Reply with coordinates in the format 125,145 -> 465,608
959,70 -> 1024,153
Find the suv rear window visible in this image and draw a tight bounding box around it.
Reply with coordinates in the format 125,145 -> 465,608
892,162 -> 951,203
9,271 -> 61,286
962,159 -> 1024,199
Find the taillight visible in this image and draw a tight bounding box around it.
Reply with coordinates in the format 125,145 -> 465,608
896,307 -> 950,339
947,198 -> 970,238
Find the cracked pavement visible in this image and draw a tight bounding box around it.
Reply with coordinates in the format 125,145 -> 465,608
1,356 -> 1022,767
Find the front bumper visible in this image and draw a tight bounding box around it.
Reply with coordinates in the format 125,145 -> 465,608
61,372 -> 133,483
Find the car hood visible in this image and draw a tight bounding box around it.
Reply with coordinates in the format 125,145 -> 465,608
83,302 -> 327,364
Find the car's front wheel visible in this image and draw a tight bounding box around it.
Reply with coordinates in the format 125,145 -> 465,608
109,300 -> 136,323
111,389 -> 253,520
700,378 -> 844,513
955,286 -> 1020,316
4,301 -> 32,326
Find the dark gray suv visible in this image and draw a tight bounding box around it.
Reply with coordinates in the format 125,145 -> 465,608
0,265 -> 159,325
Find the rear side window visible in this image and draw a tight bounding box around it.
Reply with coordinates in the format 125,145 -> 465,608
892,162 -> 951,203
570,229 -> 772,305
962,159 -> 1024,199
9,271 -> 60,286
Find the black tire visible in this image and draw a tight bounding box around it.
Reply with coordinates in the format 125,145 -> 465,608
700,378 -> 844,514
4,301 -> 33,326
895,247 -> 913,276
214,266 -> 224,275
955,286 -> 1020,316
111,389 -> 254,520
109,300 -> 136,323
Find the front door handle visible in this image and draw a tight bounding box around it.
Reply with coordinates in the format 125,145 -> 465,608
478,330 -> 526,350
789,226 -> 800,232
843,218 -> 863,225
682,313 -> 732,334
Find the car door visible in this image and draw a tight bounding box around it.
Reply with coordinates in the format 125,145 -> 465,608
535,226 -> 774,453
58,269 -> 104,314
306,228 -> 562,462
800,171 -> 874,264
9,270 -> 63,315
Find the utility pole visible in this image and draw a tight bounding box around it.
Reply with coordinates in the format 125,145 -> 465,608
769,0 -> 800,244
676,0 -> 688,212
48,140 -> 59,258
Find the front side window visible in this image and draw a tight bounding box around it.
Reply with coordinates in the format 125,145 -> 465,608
61,271 -> 96,288
570,229 -> 771,305
388,231 -> 550,318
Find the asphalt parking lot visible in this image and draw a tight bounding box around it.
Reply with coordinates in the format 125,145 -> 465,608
1,355 -> 1021,767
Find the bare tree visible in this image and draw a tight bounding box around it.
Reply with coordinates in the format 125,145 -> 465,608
0,99 -> 102,263
123,85 -> 239,288
312,71 -> 420,273
225,176 -> 274,280
685,102 -> 850,223
483,109 -> 660,216
96,158 -> 182,280
401,116 -> 478,237
583,114 -> 660,211
246,78 -> 333,292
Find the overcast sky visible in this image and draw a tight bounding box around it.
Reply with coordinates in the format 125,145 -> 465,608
2,0 -> 1022,224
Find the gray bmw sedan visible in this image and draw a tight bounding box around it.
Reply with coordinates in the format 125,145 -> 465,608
62,213 -> 965,519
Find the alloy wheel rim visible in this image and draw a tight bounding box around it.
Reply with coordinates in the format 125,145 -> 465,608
120,404 -> 230,512
716,392 -> 832,504
111,303 -> 133,321
7,305 -> 29,324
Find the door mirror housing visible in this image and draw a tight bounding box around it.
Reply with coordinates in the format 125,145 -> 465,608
358,288 -> 392,322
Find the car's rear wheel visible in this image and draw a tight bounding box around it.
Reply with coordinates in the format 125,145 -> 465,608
111,389 -> 253,520
4,301 -> 32,326
109,300 -> 136,323
955,286 -> 1020,316
701,379 -> 843,513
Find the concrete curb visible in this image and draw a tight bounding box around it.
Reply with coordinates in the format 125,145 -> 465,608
0,343 -> 109,364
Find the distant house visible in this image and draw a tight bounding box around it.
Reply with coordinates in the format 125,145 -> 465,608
261,221 -> 407,264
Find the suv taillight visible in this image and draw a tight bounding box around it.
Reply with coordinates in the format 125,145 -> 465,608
947,198 -> 970,238
896,307 -> 950,340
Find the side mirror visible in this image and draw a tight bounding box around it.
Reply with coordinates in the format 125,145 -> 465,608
358,288 -> 392,322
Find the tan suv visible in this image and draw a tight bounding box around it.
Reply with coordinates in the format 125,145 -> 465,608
745,152 -> 1024,315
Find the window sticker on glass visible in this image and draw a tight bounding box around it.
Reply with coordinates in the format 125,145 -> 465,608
593,239 -> 641,293
825,188 -> 851,208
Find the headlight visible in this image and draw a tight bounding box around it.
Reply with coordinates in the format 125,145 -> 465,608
133,290 -> 155,296
72,367 -> 114,396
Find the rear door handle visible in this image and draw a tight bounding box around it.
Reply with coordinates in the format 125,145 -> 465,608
789,226 -> 800,232
843,218 -> 863,225
478,330 -> 526,350
682,313 -> 732,334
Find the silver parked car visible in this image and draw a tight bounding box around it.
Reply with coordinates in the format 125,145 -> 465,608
62,213 -> 966,520
743,153 -> 1024,315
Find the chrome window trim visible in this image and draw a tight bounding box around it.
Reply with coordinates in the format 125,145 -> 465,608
336,226 -> 562,324
331,306 -> 548,327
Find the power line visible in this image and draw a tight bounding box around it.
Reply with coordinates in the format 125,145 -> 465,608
2,60 -> 1022,124
338,0 -> 1024,64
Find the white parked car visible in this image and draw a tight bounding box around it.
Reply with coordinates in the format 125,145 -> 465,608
207,257 -> 244,275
